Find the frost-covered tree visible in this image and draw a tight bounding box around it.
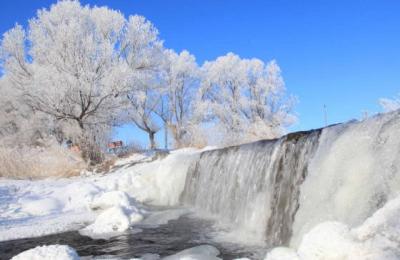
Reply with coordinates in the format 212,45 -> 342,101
123,16 -> 164,149
126,74 -> 162,149
157,49 -> 200,147
0,76 -> 58,146
1,1 -> 129,134
1,0 -> 298,153
197,53 -> 295,145
0,1 -> 168,156
379,95 -> 400,112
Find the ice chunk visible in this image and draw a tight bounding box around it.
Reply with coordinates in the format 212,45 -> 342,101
297,222 -> 359,260
11,245 -> 79,260
80,206 -> 138,238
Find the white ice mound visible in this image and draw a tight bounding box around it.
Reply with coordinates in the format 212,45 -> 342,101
81,190 -> 144,238
353,193 -> 400,242
163,245 -> 221,260
266,194 -> 400,260
88,190 -> 132,210
11,245 -> 79,260
264,247 -> 299,260
297,222 -> 361,260
80,206 -> 143,238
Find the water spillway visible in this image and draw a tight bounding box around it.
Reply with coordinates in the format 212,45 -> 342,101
180,110 -> 400,248
180,130 -> 321,246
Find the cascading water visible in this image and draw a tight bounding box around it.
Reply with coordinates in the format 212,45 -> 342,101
180,129 -> 321,246
180,110 -> 400,249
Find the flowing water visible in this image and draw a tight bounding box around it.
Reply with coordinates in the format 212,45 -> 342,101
0,213 -> 264,260
181,110 -> 400,247
181,130 -> 321,247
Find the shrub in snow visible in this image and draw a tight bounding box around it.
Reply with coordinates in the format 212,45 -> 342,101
11,245 -> 79,260
0,143 -> 86,179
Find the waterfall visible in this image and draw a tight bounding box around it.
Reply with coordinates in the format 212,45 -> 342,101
179,110 -> 400,248
180,130 -> 321,246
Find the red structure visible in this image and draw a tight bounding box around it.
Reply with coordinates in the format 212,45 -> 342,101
108,140 -> 123,153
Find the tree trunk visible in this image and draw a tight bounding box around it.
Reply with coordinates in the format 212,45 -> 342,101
76,118 -> 84,130
149,131 -> 156,150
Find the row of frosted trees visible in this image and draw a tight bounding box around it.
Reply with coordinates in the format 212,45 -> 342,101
0,1 -> 295,163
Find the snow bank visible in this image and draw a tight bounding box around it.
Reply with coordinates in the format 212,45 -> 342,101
19,197 -> 63,216
0,149 -> 199,241
111,149 -> 199,206
265,194 -> 400,260
0,211 -> 95,242
87,190 -> 132,210
114,153 -> 149,166
0,179 -> 99,241
11,245 -> 79,260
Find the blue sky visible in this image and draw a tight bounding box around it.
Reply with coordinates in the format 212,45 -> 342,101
1,0 -> 400,147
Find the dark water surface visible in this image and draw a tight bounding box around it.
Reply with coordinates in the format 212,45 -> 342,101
0,215 -> 264,260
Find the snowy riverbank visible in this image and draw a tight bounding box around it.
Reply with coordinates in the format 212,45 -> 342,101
0,149 -> 199,242
1,130 -> 400,259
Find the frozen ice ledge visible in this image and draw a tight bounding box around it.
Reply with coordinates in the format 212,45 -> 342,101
178,110 -> 400,248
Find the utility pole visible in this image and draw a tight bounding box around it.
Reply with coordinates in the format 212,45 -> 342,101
323,104 -> 328,127
362,110 -> 369,120
164,122 -> 168,150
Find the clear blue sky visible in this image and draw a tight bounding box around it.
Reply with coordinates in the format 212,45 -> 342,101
1,0 -> 400,147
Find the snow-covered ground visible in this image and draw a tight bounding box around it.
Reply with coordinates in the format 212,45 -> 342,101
0,149 -> 199,242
